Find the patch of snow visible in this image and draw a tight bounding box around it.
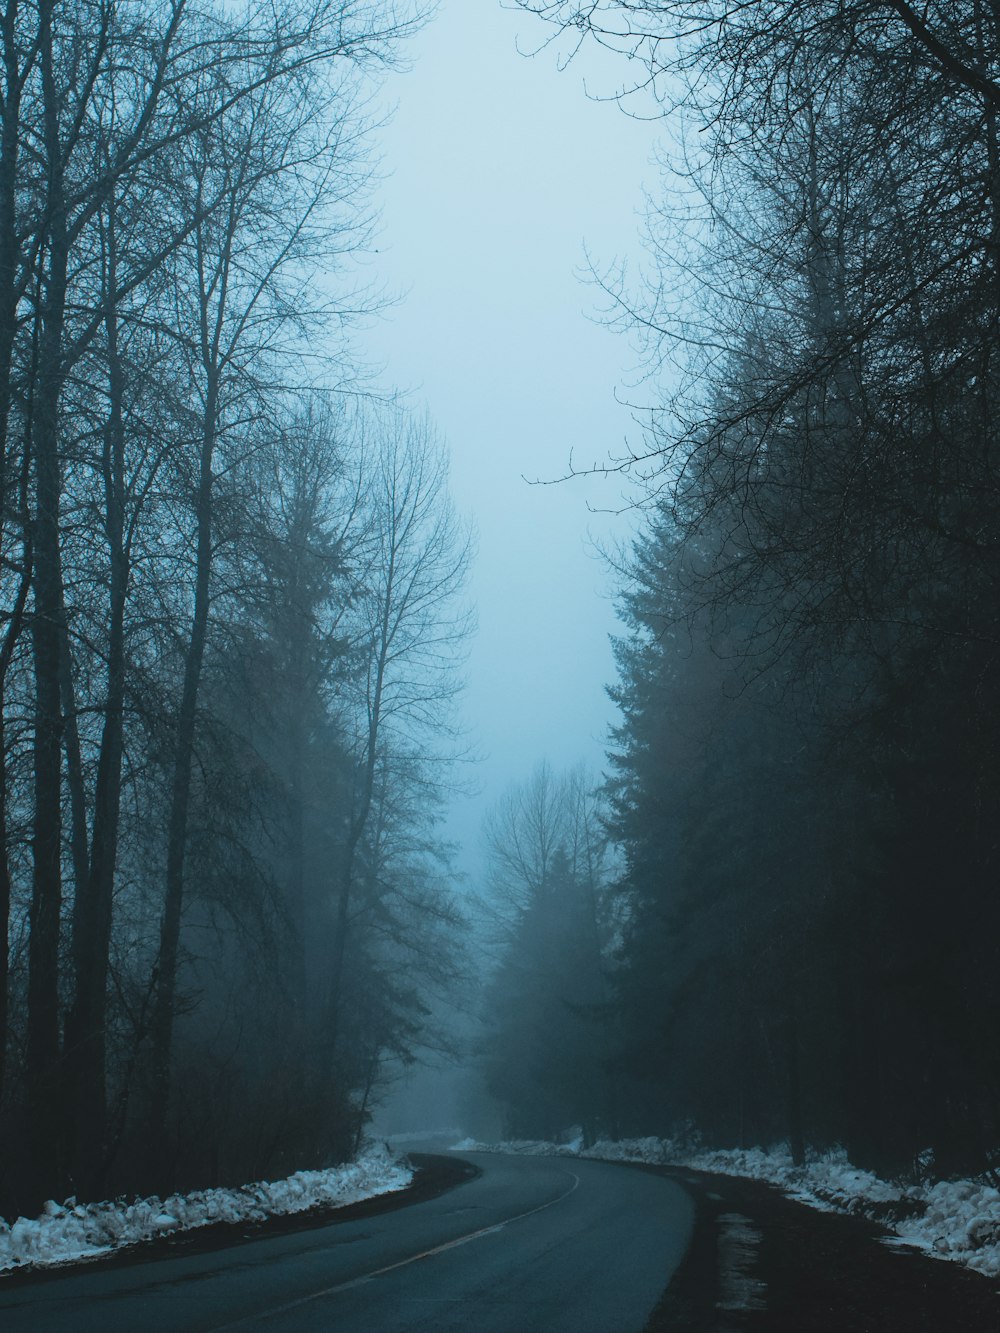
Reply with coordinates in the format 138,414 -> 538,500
450,1137 -> 576,1156
585,1136 -> 678,1165
451,1136 -> 1000,1280
384,1128 -> 463,1146
0,1144 -> 413,1274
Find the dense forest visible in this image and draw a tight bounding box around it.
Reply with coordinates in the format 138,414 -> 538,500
479,0 -> 1000,1181
4,0 -> 1000,1229
0,0 -> 475,1218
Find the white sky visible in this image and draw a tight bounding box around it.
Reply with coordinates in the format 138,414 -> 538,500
361,0 -> 661,877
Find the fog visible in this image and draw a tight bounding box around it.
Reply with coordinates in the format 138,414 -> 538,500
362,0 -> 658,875
366,1 -> 1000,1178
2,0 -> 999,1234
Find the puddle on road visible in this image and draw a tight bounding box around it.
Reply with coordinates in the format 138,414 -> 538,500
716,1212 -> 767,1316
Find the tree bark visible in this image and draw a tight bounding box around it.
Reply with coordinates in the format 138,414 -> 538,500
26,0 -> 71,1205
65,197 -> 130,1195
147,371 -> 217,1179
325,606 -> 389,1064
0,0 -> 26,1113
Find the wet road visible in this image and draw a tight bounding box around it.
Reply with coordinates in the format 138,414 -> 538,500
0,1152 -> 694,1332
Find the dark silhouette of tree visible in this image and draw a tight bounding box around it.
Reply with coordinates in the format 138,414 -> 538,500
479,766 -> 616,1145
0,0 -> 476,1218
512,0 -> 1000,1177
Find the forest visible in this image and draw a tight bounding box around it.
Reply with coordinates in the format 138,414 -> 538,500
2,0 -> 1000,1228
0,0 -> 476,1217
479,0 -> 1000,1183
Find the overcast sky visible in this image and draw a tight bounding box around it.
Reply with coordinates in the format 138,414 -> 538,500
362,0 -> 662,876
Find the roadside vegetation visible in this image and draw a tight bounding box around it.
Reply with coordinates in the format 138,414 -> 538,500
475,0 -> 1000,1199
0,0 -> 471,1219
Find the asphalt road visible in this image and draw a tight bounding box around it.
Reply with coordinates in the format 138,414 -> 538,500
0,1153 -> 694,1332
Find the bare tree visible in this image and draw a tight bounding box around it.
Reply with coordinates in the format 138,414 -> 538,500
478,764 -> 615,1143
0,0 -> 426,1210
144,5 -> 408,1170
322,410 -> 472,1063
24,0 -> 195,1206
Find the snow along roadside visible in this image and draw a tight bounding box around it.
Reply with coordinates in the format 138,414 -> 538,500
450,1136 -> 1000,1280
0,1143 -> 413,1273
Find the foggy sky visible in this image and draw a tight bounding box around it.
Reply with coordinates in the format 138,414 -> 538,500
363,0 -> 659,876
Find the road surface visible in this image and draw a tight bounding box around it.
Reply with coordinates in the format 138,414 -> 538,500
0,1152 -> 694,1332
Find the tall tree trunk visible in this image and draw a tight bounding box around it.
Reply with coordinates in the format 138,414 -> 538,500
0,0 -> 26,1113
59,631 -> 89,893
147,374 -> 217,1179
26,0 -> 71,1205
0,499 -> 31,1109
0,725 -> 9,1101
325,631 -> 388,1063
27,305 -> 68,1205
287,710 -> 308,1014
66,205 -> 129,1196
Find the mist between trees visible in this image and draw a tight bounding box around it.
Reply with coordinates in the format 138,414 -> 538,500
459,1 -> 1000,1182
5,0 -> 1000,1230
0,0 -> 482,1217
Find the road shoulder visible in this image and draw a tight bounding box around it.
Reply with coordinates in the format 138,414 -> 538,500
641,1164 -> 1000,1331
0,1153 -> 479,1290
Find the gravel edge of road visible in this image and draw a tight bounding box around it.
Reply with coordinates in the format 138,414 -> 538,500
0,1153 -> 480,1290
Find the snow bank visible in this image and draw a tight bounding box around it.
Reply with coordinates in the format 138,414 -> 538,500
452,1137 -> 1000,1279
897,1177 -> 1000,1276
452,1137 -> 576,1156
384,1129 -> 463,1146
680,1145 -> 1000,1279
0,1144 -> 413,1273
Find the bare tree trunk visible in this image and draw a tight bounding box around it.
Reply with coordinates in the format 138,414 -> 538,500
27,303 -> 67,1202
0,491 -> 32,1113
147,373 -> 217,1177
0,0 -> 27,1113
326,629 -> 388,1062
0,717 -> 11,1104
26,0 -> 72,1204
59,632 -> 89,895
66,196 -> 130,1195
287,710 -> 308,1012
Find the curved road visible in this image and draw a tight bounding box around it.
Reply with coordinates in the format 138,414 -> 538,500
0,1153 -> 694,1332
